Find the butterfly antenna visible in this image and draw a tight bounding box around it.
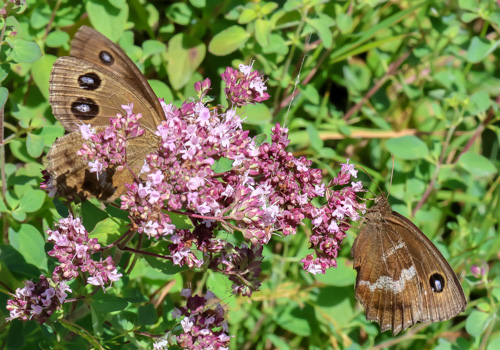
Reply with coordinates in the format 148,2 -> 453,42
356,164 -> 383,198
387,154 -> 395,200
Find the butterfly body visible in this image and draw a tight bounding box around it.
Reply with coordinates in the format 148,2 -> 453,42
351,195 -> 466,335
47,26 -> 165,201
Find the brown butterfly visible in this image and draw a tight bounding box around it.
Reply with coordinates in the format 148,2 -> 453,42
46,26 -> 165,201
351,195 -> 467,335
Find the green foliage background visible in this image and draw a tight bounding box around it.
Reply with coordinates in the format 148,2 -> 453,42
0,0 -> 499,349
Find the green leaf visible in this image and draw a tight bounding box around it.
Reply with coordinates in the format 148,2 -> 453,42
149,79 -> 174,102
189,0 -> 206,8
255,18 -> 272,47
277,303 -> 313,336
465,310 -> 490,337
300,85 -> 320,104
306,124 -> 323,151
209,25 -> 250,56
8,224 -> 48,271
262,34 -> 288,55
0,244 -> 41,278
466,91 -> 491,115
0,63 -> 9,82
240,102 -> 272,125
144,249 -> 186,275
26,133 -> 44,158
261,2 -> 278,15
166,3 -> 192,25
143,39 -> 166,57
45,30 -> 70,48
337,13 -> 353,33
307,14 -> 334,49
82,200 -> 109,232
212,157 -> 233,173
6,320 -> 25,349
86,0 -> 129,42
168,211 -> 193,230
385,135 -> 429,160
458,153 -> 497,177
9,38 -> 42,63
31,54 -> 57,100
90,217 -> 128,245
314,257 -> 356,286
0,87 -> 7,109
487,337 -> 500,350
465,37 -> 500,63
138,304 -> 158,326
167,33 -> 206,90
239,8 -> 257,24
267,334 -> 291,350
18,189 -> 45,213
90,292 -> 129,313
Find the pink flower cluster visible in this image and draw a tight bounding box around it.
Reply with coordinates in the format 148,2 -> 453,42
6,275 -> 71,323
221,61 -> 270,106
40,63 -> 366,304
300,160 -> 366,274
154,289 -> 230,350
47,215 -> 122,289
77,104 -> 145,175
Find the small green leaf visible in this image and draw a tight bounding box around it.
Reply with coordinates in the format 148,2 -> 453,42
31,54 -> 57,100
277,304 -> 313,336
0,63 -> 9,82
261,2 -> 278,15
314,257 -> 356,286
240,103 -> 272,125
90,292 -> 129,313
300,85 -> 320,104
138,304 -> 158,326
386,135 -> 429,160
9,38 -> 42,63
144,251 -> 186,275
307,15 -> 334,49
149,79 -> 174,102
465,310 -> 490,337
239,9 -> 257,24
209,25 -> 250,56
45,30 -> 70,48
18,189 -> 45,213
143,39 -> 166,57
189,0 -> 205,8
26,133 -> 44,158
0,87 -> 8,109
466,91 -> 491,115
90,217 -> 128,245
82,200 -> 109,232
466,37 -> 500,63
306,124 -> 323,151
212,157 -> 233,173
86,0 -> 128,42
167,33 -> 206,90
255,18 -> 272,47
8,224 -> 48,271
458,153 -> 497,177
166,3 -> 192,25
337,13 -> 353,33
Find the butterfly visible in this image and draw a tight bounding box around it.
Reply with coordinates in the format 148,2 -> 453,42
46,26 -> 165,201
351,194 -> 467,335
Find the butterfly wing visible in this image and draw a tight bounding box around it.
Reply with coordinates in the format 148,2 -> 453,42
389,212 -> 467,325
352,198 -> 466,335
69,25 -> 164,118
47,56 -> 161,201
352,210 -> 423,335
